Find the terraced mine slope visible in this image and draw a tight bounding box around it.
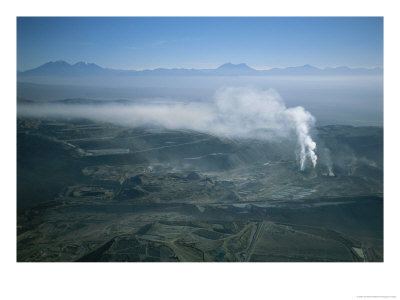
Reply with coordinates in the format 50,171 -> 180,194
17,118 -> 383,262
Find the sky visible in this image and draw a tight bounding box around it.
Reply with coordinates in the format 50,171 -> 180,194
17,17 -> 383,71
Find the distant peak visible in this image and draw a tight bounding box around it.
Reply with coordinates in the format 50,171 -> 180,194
37,60 -> 70,68
217,62 -> 253,70
73,61 -> 102,69
217,62 -> 232,68
53,60 -> 69,64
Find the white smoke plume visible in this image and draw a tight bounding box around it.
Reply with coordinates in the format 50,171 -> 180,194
285,106 -> 318,170
18,86 -> 318,169
320,147 -> 335,176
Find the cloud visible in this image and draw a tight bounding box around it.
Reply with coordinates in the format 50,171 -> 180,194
18,87 -> 318,169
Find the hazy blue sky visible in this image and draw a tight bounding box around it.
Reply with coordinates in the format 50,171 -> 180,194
17,17 -> 383,71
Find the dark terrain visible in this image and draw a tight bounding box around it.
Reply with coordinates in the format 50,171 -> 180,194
17,116 -> 383,262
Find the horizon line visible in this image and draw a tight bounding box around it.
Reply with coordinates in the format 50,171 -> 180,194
18,60 -> 384,73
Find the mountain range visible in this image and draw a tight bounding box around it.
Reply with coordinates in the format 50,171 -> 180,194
18,61 -> 383,77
